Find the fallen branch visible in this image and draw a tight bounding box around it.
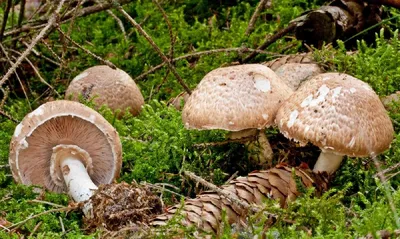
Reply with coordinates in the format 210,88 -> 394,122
0,0 -> 66,89
242,23 -> 296,63
56,26 -> 116,69
245,0 -> 271,36
135,47 -> 280,81
3,0 -> 132,38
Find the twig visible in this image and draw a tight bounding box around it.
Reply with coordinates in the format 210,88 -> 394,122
374,161 -> 400,180
59,216 -> 65,234
28,221 -> 42,237
183,170 -> 261,213
7,206 -> 77,231
112,1 -> 192,94
8,49 -> 60,97
0,87 -> 9,108
3,0 -> 132,38
134,47 -> 281,81
107,10 -> 127,40
245,0 -> 270,36
0,43 -> 32,110
142,182 -> 184,198
242,22 -> 296,63
56,26 -> 116,69
0,0 -> 13,42
38,39 -> 63,65
28,199 -> 65,208
372,156 -> 400,228
153,0 -> 175,60
0,0 -> 66,89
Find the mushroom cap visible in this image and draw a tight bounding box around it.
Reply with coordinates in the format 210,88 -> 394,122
276,73 -> 394,157
9,100 -> 122,193
182,64 -> 293,131
275,63 -> 323,90
65,65 -> 144,117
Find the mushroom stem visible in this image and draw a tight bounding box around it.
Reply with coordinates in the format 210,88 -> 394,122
313,151 -> 344,174
61,157 -> 98,202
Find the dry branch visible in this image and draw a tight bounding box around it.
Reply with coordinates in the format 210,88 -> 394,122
3,0 -> 132,38
112,0 -> 192,94
56,27 -> 116,69
0,0 -> 66,89
245,0 -> 271,36
135,47 -> 280,81
242,23 -> 296,63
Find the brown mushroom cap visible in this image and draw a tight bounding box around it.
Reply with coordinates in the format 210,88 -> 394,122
182,64 -> 293,131
275,63 -> 324,90
276,73 -> 394,157
65,65 -> 144,117
9,100 -> 122,193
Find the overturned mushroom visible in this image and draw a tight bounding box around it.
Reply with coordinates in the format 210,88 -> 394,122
65,65 -> 145,117
276,73 -> 394,174
182,64 -> 293,166
9,100 -> 122,214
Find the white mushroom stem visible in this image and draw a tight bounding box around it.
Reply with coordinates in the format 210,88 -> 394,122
313,151 -> 344,174
50,144 -> 98,217
61,157 -> 98,202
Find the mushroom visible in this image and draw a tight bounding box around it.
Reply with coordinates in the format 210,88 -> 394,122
8,100 -> 122,208
274,63 -> 324,90
65,65 -> 145,118
275,73 -> 394,174
182,64 -> 293,166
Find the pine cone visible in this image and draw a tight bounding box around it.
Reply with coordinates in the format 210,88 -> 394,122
151,164 -> 329,233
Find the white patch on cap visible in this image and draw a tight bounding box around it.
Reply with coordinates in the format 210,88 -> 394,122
28,106 -> 44,118
89,114 -> 96,123
322,76 -> 330,81
14,123 -> 23,137
229,121 -> 234,125
309,84 -> 330,107
304,125 -> 310,133
331,87 -> 342,103
262,114 -> 269,120
287,110 -> 298,128
347,137 -> 356,148
349,88 -> 356,93
301,95 -> 313,108
254,75 -> 271,92
20,138 -> 29,149
362,85 -> 372,91
72,72 -> 89,82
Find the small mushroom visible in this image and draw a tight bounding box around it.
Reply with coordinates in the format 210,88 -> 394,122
65,65 -> 144,118
274,63 -> 324,90
9,100 -> 122,212
182,64 -> 293,166
275,73 -> 394,174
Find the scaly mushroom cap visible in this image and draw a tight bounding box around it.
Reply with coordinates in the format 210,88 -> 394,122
275,63 -> 323,90
182,64 -> 293,131
276,73 -> 394,157
9,100 -> 122,193
65,65 -> 144,117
